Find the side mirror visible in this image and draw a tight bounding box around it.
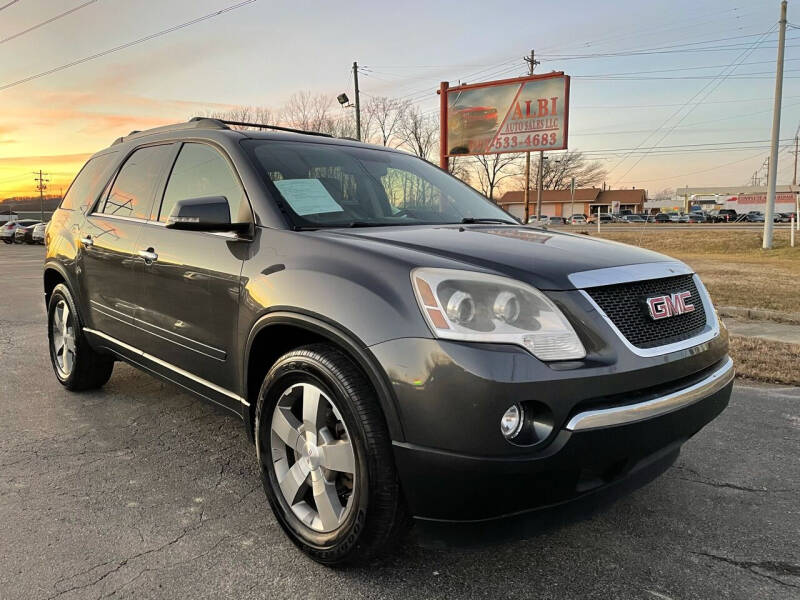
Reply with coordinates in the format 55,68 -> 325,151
165,196 -> 250,233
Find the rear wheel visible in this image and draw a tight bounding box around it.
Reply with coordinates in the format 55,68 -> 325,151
48,283 -> 114,390
255,344 -> 408,566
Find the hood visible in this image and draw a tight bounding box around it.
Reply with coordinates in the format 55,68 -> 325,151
323,225 -> 676,290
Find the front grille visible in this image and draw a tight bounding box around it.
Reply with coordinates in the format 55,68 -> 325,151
585,274 -> 708,349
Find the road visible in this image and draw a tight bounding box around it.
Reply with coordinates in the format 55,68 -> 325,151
1,244 -> 798,599
537,223 -> 798,232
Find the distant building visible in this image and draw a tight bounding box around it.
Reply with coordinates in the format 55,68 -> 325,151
0,209 -> 18,223
498,188 -> 645,219
670,185 -> 798,214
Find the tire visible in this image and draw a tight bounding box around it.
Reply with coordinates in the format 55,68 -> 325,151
47,283 -> 114,391
255,344 -> 408,566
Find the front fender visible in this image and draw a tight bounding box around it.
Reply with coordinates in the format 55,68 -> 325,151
241,310 -> 406,442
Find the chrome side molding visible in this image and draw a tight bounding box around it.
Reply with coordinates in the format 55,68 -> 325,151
565,357 -> 734,431
83,327 -> 248,407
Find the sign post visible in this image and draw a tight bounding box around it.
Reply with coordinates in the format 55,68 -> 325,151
569,176 -> 576,221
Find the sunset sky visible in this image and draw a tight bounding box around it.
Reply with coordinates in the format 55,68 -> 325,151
1,0 -> 798,199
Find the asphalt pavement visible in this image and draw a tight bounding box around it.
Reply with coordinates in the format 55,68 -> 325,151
1,244 -> 798,600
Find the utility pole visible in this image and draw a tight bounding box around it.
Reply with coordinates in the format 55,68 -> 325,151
352,61 -> 362,142
523,50 -> 539,223
764,0 -> 787,249
536,151 -> 544,221
34,170 -> 49,222
793,133 -> 798,186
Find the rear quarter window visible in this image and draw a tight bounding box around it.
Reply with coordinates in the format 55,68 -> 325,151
60,153 -> 118,211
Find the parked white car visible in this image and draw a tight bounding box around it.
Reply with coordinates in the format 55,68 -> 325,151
31,222 -> 48,244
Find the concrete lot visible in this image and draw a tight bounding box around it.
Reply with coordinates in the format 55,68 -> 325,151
1,244 -> 798,599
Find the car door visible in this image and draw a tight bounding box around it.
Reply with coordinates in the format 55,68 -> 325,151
78,143 -> 177,343
130,142 -> 251,405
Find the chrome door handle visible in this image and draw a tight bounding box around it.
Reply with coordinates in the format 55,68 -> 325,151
138,249 -> 158,263
80,236 -> 93,246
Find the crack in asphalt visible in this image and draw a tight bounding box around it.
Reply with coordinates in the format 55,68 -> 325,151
45,509 -> 211,600
692,552 -> 800,590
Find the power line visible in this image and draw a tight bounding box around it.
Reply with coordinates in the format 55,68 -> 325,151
1,0 -> 99,45
609,24 -> 779,185
0,0 -> 259,92
0,1 -> 19,12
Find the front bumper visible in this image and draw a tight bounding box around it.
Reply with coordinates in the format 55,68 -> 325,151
392,358 -> 732,521
370,324 -> 732,521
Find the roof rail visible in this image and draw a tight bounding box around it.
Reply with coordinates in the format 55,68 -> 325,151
197,118 -> 333,138
111,117 -> 334,146
110,118 -> 228,146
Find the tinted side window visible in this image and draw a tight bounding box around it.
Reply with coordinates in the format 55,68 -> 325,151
98,145 -> 173,219
60,153 -> 117,211
159,143 -> 247,223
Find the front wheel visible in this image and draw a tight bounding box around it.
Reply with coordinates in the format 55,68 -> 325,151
255,344 -> 408,566
48,283 -> 114,390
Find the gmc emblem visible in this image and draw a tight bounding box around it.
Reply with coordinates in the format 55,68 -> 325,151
646,291 -> 695,320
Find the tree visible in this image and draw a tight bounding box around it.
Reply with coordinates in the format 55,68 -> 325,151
396,106 -> 438,161
196,106 -> 274,130
363,96 -> 407,146
535,150 -> 607,190
651,187 -> 674,201
471,153 -> 522,201
280,91 -> 336,133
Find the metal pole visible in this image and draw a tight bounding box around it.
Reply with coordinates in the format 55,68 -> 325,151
39,170 -> 44,221
764,0 -> 787,249
524,152 -> 531,223
792,215 -> 796,246
536,150 -> 544,223
523,50 -> 537,224
570,176 -> 575,222
353,61 -> 361,141
438,81 -> 449,170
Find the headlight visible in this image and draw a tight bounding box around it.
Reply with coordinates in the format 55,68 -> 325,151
411,268 -> 586,361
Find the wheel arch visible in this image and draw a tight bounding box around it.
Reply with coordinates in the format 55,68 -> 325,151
43,262 -> 72,309
243,311 -> 405,444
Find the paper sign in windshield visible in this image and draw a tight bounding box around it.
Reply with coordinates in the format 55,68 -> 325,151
273,179 -> 344,216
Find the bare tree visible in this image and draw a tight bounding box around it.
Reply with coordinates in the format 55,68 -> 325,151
363,96 -> 407,146
471,153 -> 522,201
536,150 -> 607,190
280,91 -> 337,133
448,155 -> 469,181
396,106 -> 438,161
195,106 -> 274,130
651,187 -> 674,201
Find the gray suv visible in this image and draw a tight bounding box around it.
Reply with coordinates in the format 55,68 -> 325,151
44,118 -> 734,565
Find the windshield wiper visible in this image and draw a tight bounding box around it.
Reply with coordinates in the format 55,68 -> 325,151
460,217 -> 518,225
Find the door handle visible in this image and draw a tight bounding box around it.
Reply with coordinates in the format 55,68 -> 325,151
138,248 -> 158,263
80,235 -> 93,247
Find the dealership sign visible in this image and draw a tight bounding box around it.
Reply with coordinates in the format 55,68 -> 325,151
439,72 -> 569,165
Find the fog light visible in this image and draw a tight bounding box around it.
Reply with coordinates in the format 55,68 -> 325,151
500,404 -> 524,439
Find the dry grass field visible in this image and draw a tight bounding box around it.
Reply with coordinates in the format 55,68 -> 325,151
727,335 -> 800,386
591,229 -> 800,313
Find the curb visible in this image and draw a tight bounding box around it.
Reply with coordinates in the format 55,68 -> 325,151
718,306 -> 800,325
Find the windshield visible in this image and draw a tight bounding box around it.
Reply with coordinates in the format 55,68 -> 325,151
242,140 -> 517,228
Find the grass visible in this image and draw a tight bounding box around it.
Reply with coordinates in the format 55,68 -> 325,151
589,229 -> 800,313
728,335 -> 800,386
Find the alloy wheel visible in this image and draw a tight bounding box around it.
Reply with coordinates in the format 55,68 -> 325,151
51,299 -> 76,378
269,382 -> 356,533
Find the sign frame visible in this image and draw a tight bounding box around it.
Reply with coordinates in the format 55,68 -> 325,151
438,71 -> 570,169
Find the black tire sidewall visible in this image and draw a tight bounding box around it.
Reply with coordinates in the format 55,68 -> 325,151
255,353 -> 372,563
47,284 -> 85,387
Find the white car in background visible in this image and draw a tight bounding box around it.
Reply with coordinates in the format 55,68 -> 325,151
31,222 -> 48,244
